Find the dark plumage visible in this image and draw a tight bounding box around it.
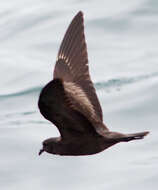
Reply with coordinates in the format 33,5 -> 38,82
38,11 -> 149,156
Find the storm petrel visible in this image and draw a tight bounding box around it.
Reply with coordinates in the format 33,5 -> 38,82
38,11 -> 149,156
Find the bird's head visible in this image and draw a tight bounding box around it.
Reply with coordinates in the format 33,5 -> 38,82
39,137 -> 60,155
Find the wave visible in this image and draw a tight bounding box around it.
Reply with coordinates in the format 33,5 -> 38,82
0,86 -> 41,99
0,72 -> 158,99
95,72 -> 158,90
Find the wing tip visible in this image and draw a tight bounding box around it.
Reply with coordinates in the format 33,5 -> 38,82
75,11 -> 84,21
77,11 -> 83,16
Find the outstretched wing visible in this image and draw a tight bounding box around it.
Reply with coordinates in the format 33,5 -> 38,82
38,79 -> 98,139
53,11 -> 103,122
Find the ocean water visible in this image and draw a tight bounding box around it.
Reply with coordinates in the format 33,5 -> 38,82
0,0 -> 158,189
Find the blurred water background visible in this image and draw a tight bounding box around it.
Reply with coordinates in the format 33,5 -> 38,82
0,0 -> 158,189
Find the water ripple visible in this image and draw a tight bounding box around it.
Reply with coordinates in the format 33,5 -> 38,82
0,86 -> 41,99
95,72 -> 158,90
0,72 -> 158,99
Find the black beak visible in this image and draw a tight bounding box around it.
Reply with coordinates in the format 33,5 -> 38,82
39,149 -> 44,156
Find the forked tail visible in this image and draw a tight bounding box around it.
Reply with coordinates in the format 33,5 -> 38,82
121,131 -> 149,142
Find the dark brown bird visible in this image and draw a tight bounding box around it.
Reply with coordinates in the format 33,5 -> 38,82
38,11 -> 149,156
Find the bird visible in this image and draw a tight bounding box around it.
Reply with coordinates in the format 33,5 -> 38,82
38,11 -> 149,156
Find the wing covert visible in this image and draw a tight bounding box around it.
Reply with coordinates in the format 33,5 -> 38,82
38,79 -> 100,139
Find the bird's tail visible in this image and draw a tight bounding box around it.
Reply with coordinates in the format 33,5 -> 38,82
120,131 -> 149,142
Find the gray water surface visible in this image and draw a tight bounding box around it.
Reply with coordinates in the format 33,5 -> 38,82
0,1 -> 158,190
